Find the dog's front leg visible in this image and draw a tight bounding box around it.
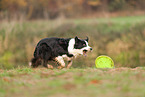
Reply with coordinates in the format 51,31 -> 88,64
67,60 -> 73,69
55,56 -> 65,69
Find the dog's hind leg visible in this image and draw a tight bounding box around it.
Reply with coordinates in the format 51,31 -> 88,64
47,64 -> 53,69
42,58 -> 53,69
39,43 -> 52,68
42,60 -> 48,68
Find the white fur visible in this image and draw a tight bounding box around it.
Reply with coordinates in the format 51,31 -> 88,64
62,55 -> 72,61
68,38 -> 82,57
55,55 -> 73,68
53,38 -> 91,68
55,56 -> 65,67
68,39 -> 91,57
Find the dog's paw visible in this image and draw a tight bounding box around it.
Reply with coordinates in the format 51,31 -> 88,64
47,64 -> 53,69
66,66 -> 71,69
57,66 -> 63,69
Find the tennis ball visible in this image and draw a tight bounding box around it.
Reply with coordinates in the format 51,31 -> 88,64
95,55 -> 114,68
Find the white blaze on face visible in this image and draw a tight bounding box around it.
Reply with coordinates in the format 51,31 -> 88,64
68,38 -> 82,56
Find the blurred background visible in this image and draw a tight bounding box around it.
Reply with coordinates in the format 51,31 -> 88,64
0,0 -> 145,69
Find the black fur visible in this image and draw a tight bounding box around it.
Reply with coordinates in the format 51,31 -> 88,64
31,36 -> 92,68
31,37 -> 73,68
74,37 -> 87,49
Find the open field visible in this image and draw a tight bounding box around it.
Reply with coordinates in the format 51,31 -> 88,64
0,67 -> 145,97
0,15 -> 145,97
0,15 -> 145,69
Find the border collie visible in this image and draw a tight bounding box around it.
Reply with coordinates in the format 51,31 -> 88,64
30,36 -> 92,69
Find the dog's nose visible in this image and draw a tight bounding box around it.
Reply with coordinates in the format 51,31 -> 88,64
90,48 -> 92,51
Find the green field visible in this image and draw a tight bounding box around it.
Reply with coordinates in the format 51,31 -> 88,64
0,15 -> 145,69
0,15 -> 145,97
0,67 -> 145,97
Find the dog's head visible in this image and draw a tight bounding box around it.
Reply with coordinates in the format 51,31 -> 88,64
68,36 -> 92,56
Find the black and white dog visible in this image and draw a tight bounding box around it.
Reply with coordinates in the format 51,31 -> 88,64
30,36 -> 92,69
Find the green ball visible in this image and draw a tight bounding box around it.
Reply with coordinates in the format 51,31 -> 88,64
95,55 -> 114,68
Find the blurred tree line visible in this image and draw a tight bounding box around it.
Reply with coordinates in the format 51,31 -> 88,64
0,0 -> 145,20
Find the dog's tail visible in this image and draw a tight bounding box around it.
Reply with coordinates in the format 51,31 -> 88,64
30,44 -> 41,68
30,57 -> 42,68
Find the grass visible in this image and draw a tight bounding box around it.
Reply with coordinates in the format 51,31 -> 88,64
0,15 -> 145,97
70,15 -> 145,24
0,15 -> 145,69
0,67 -> 145,97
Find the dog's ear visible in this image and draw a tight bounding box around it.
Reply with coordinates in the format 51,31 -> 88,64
75,36 -> 79,42
85,37 -> 89,42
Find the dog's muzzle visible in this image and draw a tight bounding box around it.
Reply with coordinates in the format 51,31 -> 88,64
83,48 -> 92,56
83,50 -> 88,56
90,48 -> 92,51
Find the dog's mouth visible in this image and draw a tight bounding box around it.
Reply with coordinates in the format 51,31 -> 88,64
83,50 -> 88,56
